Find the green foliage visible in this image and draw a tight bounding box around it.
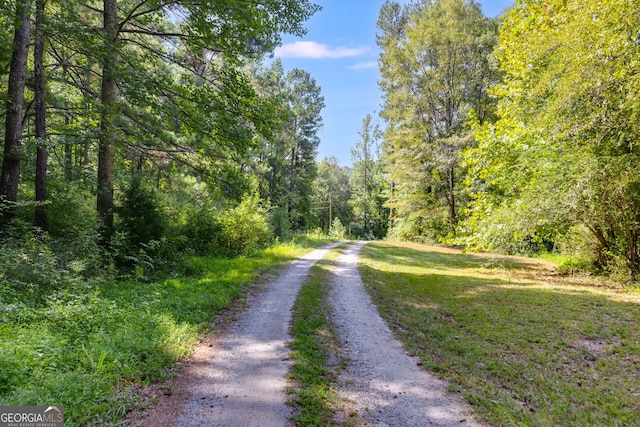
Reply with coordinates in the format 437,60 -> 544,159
46,181 -> 97,239
179,195 -> 272,257
464,0 -> 640,278
181,203 -> 225,256
116,174 -> 167,250
251,60 -> 325,230
0,238 -> 321,426
378,0 -> 499,242
350,114 -> 388,239
387,213 -> 448,244
269,207 -> 292,240
216,194 -> 272,256
0,222 -> 105,302
310,156 -> 353,233
328,217 -> 346,239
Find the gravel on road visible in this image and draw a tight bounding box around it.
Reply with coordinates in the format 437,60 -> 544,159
330,241 -> 483,427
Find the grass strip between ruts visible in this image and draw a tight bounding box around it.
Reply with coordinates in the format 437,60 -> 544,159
287,243 -> 355,427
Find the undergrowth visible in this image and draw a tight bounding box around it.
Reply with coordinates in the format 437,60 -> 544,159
0,236 -> 330,426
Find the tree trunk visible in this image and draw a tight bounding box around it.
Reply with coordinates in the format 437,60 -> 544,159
34,0 -> 48,230
97,0 -> 118,238
447,165 -> 456,235
626,229 -> 639,280
388,180 -> 396,229
288,144 -> 296,218
0,0 -> 31,226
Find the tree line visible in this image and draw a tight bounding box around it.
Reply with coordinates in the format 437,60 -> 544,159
372,0 -> 640,280
0,0 -> 350,277
4,0 -> 638,281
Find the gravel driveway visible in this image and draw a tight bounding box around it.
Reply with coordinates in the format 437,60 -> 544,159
330,241 -> 482,426
175,242 -> 344,427
132,240 -> 482,426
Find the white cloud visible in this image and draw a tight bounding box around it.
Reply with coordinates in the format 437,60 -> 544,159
348,61 -> 378,70
274,41 -> 370,59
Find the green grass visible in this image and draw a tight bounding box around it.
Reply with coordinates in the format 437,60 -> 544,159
358,241 -> 640,426
288,245 -> 350,427
0,237 -> 332,426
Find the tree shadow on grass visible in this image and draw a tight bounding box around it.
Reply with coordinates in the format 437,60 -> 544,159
366,241 -> 546,273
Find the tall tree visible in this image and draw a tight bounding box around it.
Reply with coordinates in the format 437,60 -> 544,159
89,0 -> 321,236
34,0 -> 47,229
252,60 -> 324,229
465,0 -> 640,278
350,114 -> 387,238
377,0 -> 498,241
285,68 -> 324,227
0,0 -> 31,225
96,0 -> 118,234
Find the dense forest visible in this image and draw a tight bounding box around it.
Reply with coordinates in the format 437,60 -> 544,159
0,0 -> 333,279
2,0 -> 640,283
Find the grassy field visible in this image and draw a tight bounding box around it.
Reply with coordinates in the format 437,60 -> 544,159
358,241 -> 640,426
0,236 -> 332,426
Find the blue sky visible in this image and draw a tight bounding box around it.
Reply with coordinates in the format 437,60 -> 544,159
274,0 -> 514,166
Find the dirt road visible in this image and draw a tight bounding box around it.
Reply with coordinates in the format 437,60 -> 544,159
330,241 -> 482,426
133,241 -> 481,426
175,242 -> 344,427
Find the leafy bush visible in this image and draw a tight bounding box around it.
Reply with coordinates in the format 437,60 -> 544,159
269,207 -> 291,240
387,213 -> 446,244
46,181 -> 96,239
0,222 -> 105,302
329,217 -> 346,239
180,195 -> 271,257
181,204 -> 224,255
217,194 -> 271,256
116,174 -> 167,249
306,227 -> 326,240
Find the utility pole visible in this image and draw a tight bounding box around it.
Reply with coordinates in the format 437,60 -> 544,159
329,190 -> 332,229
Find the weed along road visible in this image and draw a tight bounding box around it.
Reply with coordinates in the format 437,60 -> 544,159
330,242 -> 481,426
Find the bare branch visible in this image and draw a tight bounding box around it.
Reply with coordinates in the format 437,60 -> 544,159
80,2 -> 103,14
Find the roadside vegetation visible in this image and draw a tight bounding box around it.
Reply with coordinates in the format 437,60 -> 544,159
0,235 -> 330,426
288,245 -> 354,426
358,241 -> 640,426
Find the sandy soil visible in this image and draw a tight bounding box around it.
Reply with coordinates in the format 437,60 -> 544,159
129,241 -> 483,427
330,241 -> 483,427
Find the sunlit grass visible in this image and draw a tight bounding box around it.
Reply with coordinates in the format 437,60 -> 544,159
288,244 -> 350,427
0,237 -> 332,426
359,241 -> 640,426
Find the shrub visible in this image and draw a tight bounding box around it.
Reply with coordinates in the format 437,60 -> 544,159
116,174 -> 167,249
180,204 -> 224,255
217,194 -> 271,256
329,217 -> 346,239
269,207 -> 292,240
46,182 -> 96,239
180,195 -> 272,257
